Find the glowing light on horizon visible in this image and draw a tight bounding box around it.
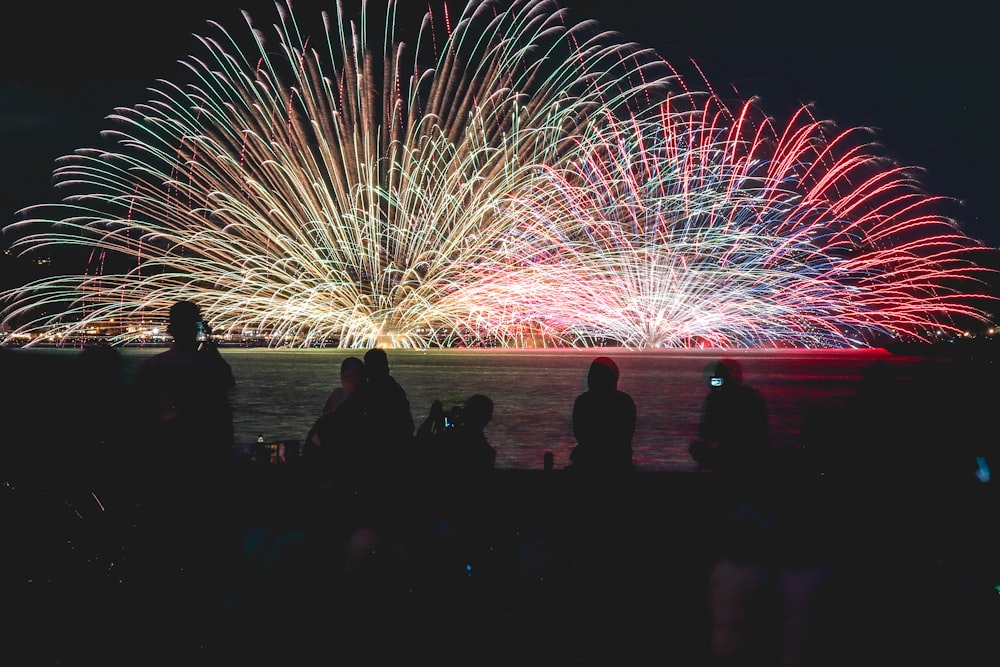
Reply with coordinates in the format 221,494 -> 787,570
0,0 -> 995,348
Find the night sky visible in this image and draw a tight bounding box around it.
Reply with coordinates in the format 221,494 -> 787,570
4,0 -> 998,247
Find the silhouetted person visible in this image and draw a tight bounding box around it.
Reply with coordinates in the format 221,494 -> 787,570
567,356 -> 636,472
419,394 -> 497,475
357,347 -> 414,470
304,356 -> 369,476
321,355 -> 366,416
133,300 -> 236,589
415,399 -> 450,449
411,394 -> 499,587
689,358 -> 769,474
135,301 -> 236,474
448,393 -> 497,472
694,360 -> 838,667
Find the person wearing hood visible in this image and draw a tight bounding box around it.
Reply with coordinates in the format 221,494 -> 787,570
568,356 -> 636,472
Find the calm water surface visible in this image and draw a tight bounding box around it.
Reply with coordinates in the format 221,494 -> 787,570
96,346 -> 900,471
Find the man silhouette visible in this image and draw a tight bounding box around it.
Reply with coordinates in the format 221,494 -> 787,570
135,300 -> 236,471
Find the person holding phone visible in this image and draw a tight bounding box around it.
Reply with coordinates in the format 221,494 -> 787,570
133,300 -> 236,589
135,300 -> 236,467
689,358 -> 769,474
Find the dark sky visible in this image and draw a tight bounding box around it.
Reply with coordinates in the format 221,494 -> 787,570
4,0 -> 998,247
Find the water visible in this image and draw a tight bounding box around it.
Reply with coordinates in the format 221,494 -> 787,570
80,346 -> 902,471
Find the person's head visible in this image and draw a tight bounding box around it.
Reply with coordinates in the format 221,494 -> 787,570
340,356 -> 365,389
710,358 -> 743,390
167,300 -> 202,346
363,347 -> 390,380
588,356 -> 620,392
463,394 -> 494,430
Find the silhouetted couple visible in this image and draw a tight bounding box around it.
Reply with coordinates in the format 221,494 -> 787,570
306,348 -> 415,481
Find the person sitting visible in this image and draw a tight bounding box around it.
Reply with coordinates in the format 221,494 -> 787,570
567,357 -> 636,472
321,356 -> 365,416
134,300 -> 236,478
357,348 -> 415,469
441,394 -> 497,474
131,300 -> 236,588
304,355 -> 369,476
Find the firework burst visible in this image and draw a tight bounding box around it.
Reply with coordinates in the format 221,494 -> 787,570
0,0 -> 672,347
481,97 -> 996,347
1,0 -> 995,348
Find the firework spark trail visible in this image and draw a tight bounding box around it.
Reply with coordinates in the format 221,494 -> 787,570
1,0 -> 674,348
477,95 -> 996,347
0,0 -> 995,348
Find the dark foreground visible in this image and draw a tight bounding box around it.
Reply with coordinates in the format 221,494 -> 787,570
5,454 -> 1000,667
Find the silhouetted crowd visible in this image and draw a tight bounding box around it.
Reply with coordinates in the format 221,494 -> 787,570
2,299 -> 999,666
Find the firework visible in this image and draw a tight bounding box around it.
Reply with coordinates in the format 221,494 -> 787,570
481,98 -> 997,347
1,0 -> 994,348
0,0 -> 672,348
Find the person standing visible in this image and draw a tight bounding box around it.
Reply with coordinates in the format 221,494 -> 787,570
134,300 -> 236,473
133,300 -> 236,591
